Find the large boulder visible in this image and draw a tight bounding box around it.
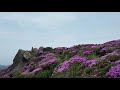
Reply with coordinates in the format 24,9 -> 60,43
23,51 -> 31,60
13,49 -> 25,64
13,49 -> 32,64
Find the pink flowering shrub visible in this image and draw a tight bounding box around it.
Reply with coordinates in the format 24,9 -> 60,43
54,55 -> 96,73
30,67 -> 42,74
38,53 -> 57,67
106,64 -> 120,78
100,51 -> 120,62
22,69 -> 30,75
114,60 -> 120,65
83,51 -> 92,55
69,55 -> 87,63
55,56 -> 87,73
83,60 -> 96,67
56,61 -> 70,73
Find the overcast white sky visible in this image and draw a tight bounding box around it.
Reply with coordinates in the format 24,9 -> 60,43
0,12 -> 120,65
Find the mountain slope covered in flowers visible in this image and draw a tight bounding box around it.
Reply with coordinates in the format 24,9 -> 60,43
1,39 -> 120,78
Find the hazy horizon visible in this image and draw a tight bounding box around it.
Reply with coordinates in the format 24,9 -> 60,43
0,12 -> 120,65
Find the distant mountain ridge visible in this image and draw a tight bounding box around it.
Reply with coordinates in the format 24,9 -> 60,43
0,65 -> 8,70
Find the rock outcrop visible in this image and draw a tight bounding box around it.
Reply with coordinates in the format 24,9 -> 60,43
13,49 -> 31,65
0,49 -> 33,77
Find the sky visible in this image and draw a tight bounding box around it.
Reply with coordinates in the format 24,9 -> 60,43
0,12 -> 120,65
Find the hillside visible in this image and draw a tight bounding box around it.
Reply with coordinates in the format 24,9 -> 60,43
1,39 -> 120,78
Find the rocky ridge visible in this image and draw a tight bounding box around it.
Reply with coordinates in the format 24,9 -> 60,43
1,40 -> 120,78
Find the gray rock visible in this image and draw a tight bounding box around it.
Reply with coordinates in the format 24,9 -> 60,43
13,49 -> 32,64
13,49 -> 25,64
0,49 -> 33,77
31,47 -> 38,53
23,51 -> 31,60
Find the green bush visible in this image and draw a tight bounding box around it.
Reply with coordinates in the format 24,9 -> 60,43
42,62 -> 60,73
104,54 -> 120,62
91,60 -> 114,78
67,63 -> 83,78
25,74 -> 34,78
84,52 -> 99,60
57,52 -> 73,65
43,47 -> 53,51
12,72 -> 26,78
51,72 -> 67,78
49,63 -> 59,70
35,70 -> 51,78
59,52 -> 72,61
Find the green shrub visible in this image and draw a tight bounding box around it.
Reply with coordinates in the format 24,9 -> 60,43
104,54 -> 120,62
51,72 -> 67,78
106,47 -> 119,53
59,52 -> 72,61
43,47 -> 53,51
42,61 -> 60,73
35,70 -> 51,78
92,60 -> 114,78
57,52 -> 73,64
67,63 -> 83,78
49,63 -> 59,71
84,52 -> 99,60
25,74 -> 34,78
12,72 -> 26,78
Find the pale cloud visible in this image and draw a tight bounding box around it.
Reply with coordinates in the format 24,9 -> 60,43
0,12 -> 79,42
0,12 -> 78,30
0,29 -> 17,37
0,31 -> 16,35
